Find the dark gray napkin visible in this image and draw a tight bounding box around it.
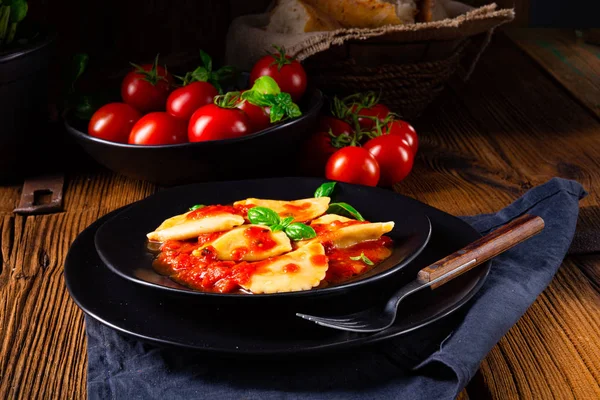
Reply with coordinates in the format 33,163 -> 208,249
86,177 -> 585,400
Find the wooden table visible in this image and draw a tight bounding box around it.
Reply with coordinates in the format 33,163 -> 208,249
1,30 -> 599,399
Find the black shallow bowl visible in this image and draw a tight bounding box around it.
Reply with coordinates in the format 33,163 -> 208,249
64,88 -> 323,186
93,177 -> 432,312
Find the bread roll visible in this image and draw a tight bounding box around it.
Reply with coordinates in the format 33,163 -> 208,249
266,0 -> 342,34
302,0 -> 418,28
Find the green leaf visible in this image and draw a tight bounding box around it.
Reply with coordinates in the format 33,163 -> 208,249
285,223 -> 317,241
9,0 -> 26,23
314,182 -> 336,198
251,76 -> 281,95
327,202 -> 365,221
70,53 -> 89,91
270,224 -> 284,232
199,49 -> 212,72
191,66 -> 210,83
241,90 -> 270,107
189,204 -> 205,211
213,65 -> 236,81
280,216 -> 294,228
248,207 -> 281,226
349,252 -> 374,266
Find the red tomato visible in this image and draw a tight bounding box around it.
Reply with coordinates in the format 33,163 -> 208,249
384,120 -> 418,155
363,135 -> 414,187
128,112 -> 188,145
88,103 -> 142,143
188,104 -> 252,142
249,50 -> 307,102
236,100 -> 271,132
348,103 -> 390,130
167,82 -> 218,120
300,131 -> 339,176
325,146 -> 380,187
318,116 -> 353,137
121,62 -> 174,113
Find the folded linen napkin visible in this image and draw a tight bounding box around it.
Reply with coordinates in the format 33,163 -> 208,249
86,177 -> 585,400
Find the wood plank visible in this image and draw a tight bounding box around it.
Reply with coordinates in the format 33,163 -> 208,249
506,28 -> 600,119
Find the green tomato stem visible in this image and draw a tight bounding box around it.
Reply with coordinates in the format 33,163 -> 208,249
0,6 -> 10,42
6,21 -> 15,43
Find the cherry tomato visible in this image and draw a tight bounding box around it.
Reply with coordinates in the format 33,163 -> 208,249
167,82 -> 218,120
121,60 -> 174,113
363,135 -> 414,187
128,112 -> 188,145
384,120 -> 418,155
325,146 -> 380,187
249,48 -> 307,102
236,99 -> 271,132
300,131 -> 339,176
88,103 -> 142,143
188,104 -> 252,142
317,116 -> 353,137
349,103 -> 390,130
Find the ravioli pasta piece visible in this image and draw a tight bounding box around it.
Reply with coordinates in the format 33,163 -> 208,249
310,214 -> 353,225
301,222 -> 395,249
234,197 -> 330,222
147,213 -> 245,242
193,225 -> 292,261
241,242 -> 328,294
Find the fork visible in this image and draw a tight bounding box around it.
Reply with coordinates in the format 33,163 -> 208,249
296,214 -> 545,333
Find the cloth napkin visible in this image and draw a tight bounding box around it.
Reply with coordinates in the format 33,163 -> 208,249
86,177 -> 586,400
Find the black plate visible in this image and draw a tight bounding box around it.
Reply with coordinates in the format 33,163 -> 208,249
65,200 -> 490,355
93,178 -> 432,307
64,87 -> 323,186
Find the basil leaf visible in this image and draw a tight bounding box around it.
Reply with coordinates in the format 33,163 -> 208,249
191,66 -> 210,83
189,204 -> 204,211
251,76 -> 281,95
314,182 -> 336,198
285,223 -> 317,241
349,252 -> 374,266
248,207 -> 281,226
241,91 -> 271,107
269,104 -> 285,123
271,224 -> 284,232
199,49 -> 212,72
9,0 -> 27,23
280,216 -> 294,229
327,202 -> 365,221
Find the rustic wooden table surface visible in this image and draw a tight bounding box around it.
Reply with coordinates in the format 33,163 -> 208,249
1,30 -> 599,399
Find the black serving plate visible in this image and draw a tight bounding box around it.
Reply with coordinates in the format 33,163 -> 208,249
64,87 -> 323,186
94,178 -> 432,308
65,196 -> 490,355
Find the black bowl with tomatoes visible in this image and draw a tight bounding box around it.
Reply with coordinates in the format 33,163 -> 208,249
64,86 -> 323,186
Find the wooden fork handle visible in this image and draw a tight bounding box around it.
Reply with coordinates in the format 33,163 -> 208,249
417,214 -> 545,289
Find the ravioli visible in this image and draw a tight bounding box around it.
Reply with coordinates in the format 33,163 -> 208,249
234,197 -> 330,222
147,212 -> 245,242
193,225 -> 292,261
301,221 -> 395,249
240,242 -> 328,294
310,214 -> 353,225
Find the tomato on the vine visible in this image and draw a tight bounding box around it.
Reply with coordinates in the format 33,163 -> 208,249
349,103 -> 390,131
249,46 -> 307,102
325,146 -> 380,187
88,103 -> 142,143
236,99 -> 271,132
317,116 -> 353,137
300,131 -> 339,176
188,103 -> 252,142
121,56 -> 174,113
167,81 -> 218,120
363,134 -> 414,187
384,120 -> 418,155
128,112 -> 188,145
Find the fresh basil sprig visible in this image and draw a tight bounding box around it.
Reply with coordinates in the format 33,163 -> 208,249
189,204 -> 205,211
247,206 -> 316,241
350,252 -> 374,266
327,202 -> 365,221
314,182 -> 336,198
241,76 -> 302,123
176,50 -> 237,94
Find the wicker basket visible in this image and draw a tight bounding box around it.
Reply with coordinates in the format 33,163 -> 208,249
225,3 -> 514,119
303,37 -> 478,119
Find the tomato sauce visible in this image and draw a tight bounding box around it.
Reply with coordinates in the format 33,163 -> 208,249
186,205 -> 245,220
151,224 -> 393,294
